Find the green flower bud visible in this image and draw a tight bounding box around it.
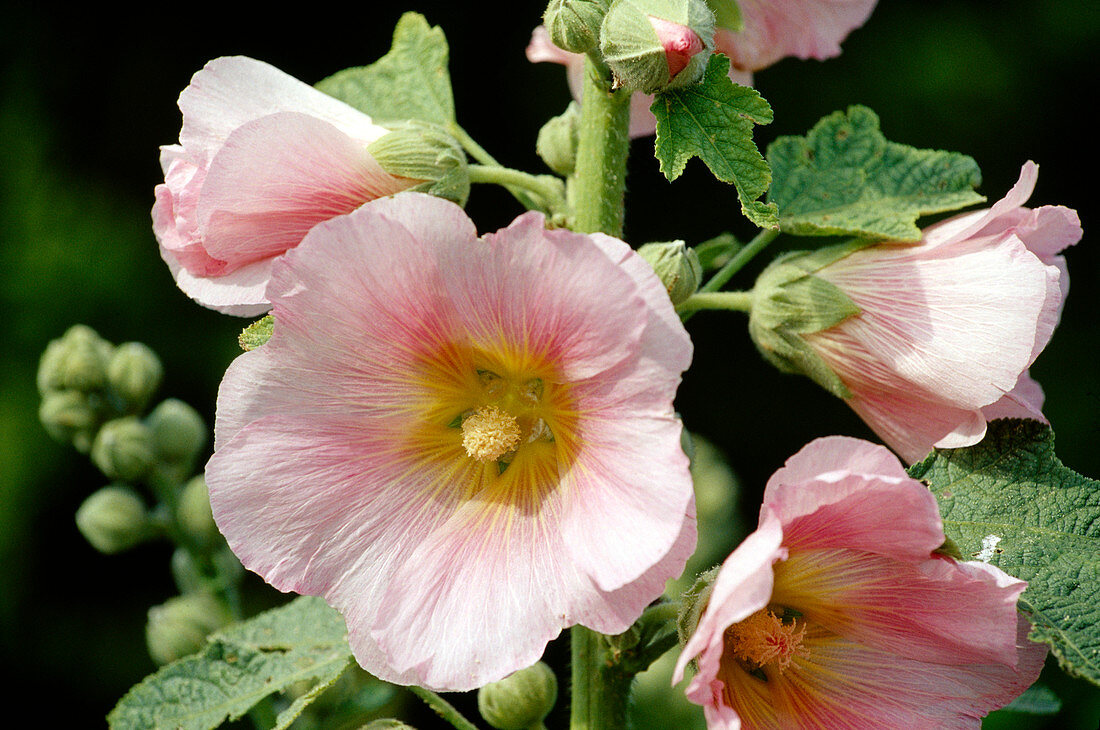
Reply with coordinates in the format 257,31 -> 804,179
368,122 -> 470,206
600,0 -> 715,94
360,721 -> 416,730
170,547 -> 205,594
536,102 -> 581,176
75,485 -> 151,553
146,398 -> 208,465
178,476 -> 219,548
637,240 -> 702,305
478,661 -> 557,730
747,241 -> 870,399
37,324 -> 114,394
145,592 -> 233,665
39,389 -> 99,447
107,342 -> 164,412
544,0 -> 612,53
91,416 -> 157,482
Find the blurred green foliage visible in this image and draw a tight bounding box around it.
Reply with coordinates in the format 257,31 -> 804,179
2,1 -> 1097,727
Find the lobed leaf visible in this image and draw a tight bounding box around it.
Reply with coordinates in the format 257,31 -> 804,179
908,420 -> 1100,687
767,105 -> 985,240
108,596 -> 355,730
652,54 -> 777,229
315,12 -> 455,127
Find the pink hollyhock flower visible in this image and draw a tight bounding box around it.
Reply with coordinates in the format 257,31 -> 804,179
153,56 -> 417,317
526,0 -> 876,137
674,436 -> 1047,729
206,192 -> 696,690
796,161 -> 1082,463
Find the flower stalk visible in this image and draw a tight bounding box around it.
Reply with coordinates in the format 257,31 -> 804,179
571,55 -> 632,236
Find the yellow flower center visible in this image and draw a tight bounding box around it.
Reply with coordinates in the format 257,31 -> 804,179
724,608 -> 809,675
461,405 -> 522,462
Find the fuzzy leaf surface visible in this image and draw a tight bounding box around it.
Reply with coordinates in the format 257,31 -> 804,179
108,596 -> 354,730
767,105 -> 985,240
315,12 -> 454,126
652,54 -> 776,228
908,420 -> 1100,687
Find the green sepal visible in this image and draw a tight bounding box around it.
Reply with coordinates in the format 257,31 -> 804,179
239,315 -> 274,352
767,105 -> 985,240
705,0 -> 742,31
315,12 -> 455,127
545,0 -> 612,54
908,420 -> 1100,688
652,54 -> 776,229
747,240 -> 871,398
600,0 -> 715,94
367,121 -> 470,205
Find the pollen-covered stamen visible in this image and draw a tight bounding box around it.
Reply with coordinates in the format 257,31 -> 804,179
724,608 -> 809,675
461,405 -> 522,462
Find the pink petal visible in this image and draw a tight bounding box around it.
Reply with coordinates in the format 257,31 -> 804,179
197,112 -> 410,271
675,509 -> 786,687
771,548 -> 1026,666
762,437 -> 945,560
717,0 -> 878,71
981,371 -> 1048,423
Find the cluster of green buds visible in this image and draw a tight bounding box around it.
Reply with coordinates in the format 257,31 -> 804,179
37,324 -> 244,664
544,0 -> 716,94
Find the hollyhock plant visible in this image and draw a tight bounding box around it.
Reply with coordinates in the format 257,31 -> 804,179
674,436 -> 1048,729
205,192 -> 696,691
749,161 -> 1083,464
152,56 -> 418,317
526,0 -> 877,137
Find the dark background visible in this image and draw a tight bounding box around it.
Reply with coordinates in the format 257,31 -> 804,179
2,1 -> 1097,727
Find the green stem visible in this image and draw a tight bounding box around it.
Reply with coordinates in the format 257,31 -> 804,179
571,626 -> 633,730
699,228 -> 779,293
449,123 -> 542,212
676,290 -> 754,316
571,55 -> 632,236
468,164 -> 567,216
408,686 -> 482,730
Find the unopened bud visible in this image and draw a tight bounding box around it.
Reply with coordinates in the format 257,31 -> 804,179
368,122 -> 470,206
537,102 -> 581,176
600,0 -> 714,93
178,476 -> 219,548
360,721 -> 417,730
39,389 -> 99,447
37,324 -> 114,394
145,592 -> 233,665
544,0 -> 612,53
146,398 -> 208,465
747,242 -> 868,399
478,661 -> 557,730
75,485 -> 151,554
107,342 -> 163,412
91,416 -> 157,482
637,240 -> 702,305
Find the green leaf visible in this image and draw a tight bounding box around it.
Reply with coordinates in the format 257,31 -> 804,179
1001,684 -> 1062,715
652,54 -> 777,229
767,105 -> 985,240
238,314 -> 273,351
315,12 -> 455,126
908,420 -> 1100,687
108,596 -> 355,730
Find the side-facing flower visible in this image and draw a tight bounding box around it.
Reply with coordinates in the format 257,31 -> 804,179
749,161 -> 1082,463
526,0 -> 876,138
153,56 -> 418,316
674,436 -> 1047,729
206,192 -> 696,690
